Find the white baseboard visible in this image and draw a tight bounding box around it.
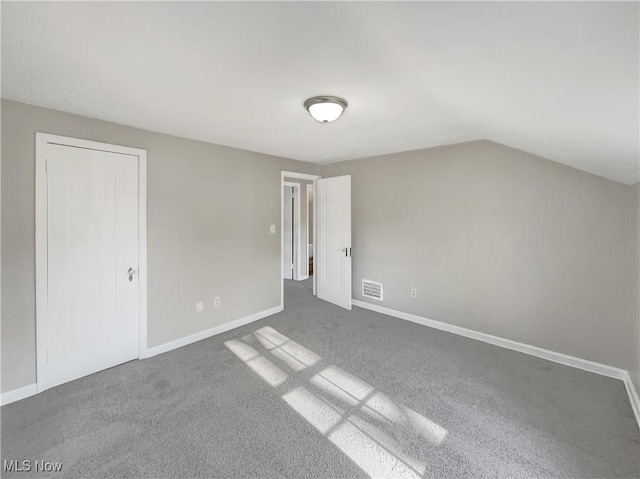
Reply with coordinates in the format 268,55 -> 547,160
622,372 -> 640,427
1,383 -> 38,406
1,306 -> 283,406
4,301 -> 638,429
142,305 -> 283,359
353,299 -> 639,427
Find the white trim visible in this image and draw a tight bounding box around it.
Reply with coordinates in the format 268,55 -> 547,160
294,183 -> 307,281
142,306 -> 282,359
306,184 -> 314,279
138,151 -> 148,356
1,383 -> 38,406
1,305 -> 282,404
280,171 -> 321,308
353,299 -> 640,428
352,300 -> 626,378
281,170 -> 320,181
283,181 -> 302,281
622,372 -> 640,427
35,134 -> 49,393
35,133 -> 148,392
313,179 -> 317,296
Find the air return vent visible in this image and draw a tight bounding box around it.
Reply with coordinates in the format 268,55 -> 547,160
362,279 -> 383,301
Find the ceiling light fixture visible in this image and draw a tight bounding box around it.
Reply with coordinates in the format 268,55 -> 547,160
304,96 -> 348,123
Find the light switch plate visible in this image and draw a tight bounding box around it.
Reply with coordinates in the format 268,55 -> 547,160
270,224 -> 276,234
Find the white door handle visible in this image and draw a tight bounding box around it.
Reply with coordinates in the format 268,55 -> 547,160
128,267 -> 136,282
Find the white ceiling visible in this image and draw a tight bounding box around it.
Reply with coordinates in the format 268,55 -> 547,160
2,2 -> 638,184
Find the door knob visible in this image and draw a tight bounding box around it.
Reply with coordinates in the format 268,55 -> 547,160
128,267 -> 136,282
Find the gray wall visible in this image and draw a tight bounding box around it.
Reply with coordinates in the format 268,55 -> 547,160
323,140 -> 639,372
1,99 -> 319,393
3,101 -> 638,394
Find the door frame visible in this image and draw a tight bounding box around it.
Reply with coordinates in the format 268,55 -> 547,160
35,133 -> 148,392
283,181 -> 300,281
280,171 -> 321,308
306,184 -> 314,278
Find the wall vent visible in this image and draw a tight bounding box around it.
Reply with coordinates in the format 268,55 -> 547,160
362,279 -> 383,301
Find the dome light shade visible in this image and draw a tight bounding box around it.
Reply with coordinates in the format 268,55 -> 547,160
304,96 -> 348,123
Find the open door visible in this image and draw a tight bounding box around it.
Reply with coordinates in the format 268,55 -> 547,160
316,175 -> 352,310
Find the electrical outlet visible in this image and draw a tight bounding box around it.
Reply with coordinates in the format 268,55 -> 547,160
410,288 -> 417,298
214,297 -> 221,308
196,301 -> 204,312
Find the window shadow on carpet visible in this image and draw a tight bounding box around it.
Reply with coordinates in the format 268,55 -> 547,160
225,326 -> 447,478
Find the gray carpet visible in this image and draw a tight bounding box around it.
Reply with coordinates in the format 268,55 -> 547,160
2,278 -> 639,478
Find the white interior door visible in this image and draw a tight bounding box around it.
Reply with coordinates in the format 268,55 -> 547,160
283,186 -> 294,280
43,143 -> 140,389
317,175 -> 352,310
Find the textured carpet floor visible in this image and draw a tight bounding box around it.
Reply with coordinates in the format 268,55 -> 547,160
2,278 -> 639,478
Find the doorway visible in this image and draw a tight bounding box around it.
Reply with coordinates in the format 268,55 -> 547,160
280,171 -> 352,311
281,171 -> 321,308
35,133 -> 147,392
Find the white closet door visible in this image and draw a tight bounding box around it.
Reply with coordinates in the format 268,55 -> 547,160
316,175 -> 352,310
45,143 -> 139,389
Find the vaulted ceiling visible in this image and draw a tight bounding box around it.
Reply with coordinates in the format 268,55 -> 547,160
2,2 -> 638,184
